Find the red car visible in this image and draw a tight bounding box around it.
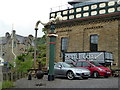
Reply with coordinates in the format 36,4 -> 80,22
71,61 -> 112,78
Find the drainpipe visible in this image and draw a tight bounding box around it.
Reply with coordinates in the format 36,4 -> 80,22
11,30 -> 17,67
0,38 -> 2,58
83,29 -> 85,51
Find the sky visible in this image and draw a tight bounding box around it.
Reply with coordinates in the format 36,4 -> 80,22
0,0 -> 69,37
0,0 -> 117,38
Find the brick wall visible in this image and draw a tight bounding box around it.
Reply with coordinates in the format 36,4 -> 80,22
46,17 -> 119,69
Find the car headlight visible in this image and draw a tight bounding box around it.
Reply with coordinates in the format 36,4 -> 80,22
98,68 -> 105,71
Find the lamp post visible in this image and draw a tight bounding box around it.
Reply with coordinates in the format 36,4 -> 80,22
47,15 -> 63,81
34,21 -> 45,79
47,22 -> 58,81
35,15 -> 62,81
34,21 -> 40,69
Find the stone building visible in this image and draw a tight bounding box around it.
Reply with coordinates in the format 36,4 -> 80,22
46,0 -> 120,69
0,30 -> 34,64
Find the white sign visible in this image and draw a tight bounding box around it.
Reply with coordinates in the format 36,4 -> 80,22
65,52 -> 113,63
0,57 -> 4,66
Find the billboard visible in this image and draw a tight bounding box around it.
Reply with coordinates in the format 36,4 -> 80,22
64,51 -> 113,64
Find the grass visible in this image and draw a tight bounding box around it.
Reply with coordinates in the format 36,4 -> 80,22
1,80 -> 15,89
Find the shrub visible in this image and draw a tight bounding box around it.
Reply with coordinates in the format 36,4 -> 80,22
2,80 -> 15,89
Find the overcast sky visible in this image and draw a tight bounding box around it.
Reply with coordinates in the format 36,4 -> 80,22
0,0 -> 117,37
0,0 -> 69,37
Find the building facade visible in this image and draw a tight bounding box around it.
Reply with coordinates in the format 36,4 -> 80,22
0,30 -> 34,64
46,0 -> 120,69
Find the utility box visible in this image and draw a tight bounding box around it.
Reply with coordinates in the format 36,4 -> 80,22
64,51 -> 113,66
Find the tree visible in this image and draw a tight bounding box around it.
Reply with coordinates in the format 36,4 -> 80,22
16,53 -> 33,72
35,27 -> 47,66
15,27 -> 47,72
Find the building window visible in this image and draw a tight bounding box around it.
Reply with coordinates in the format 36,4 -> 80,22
61,37 -> 68,61
117,7 -> 120,11
61,37 -> 68,52
14,41 -> 16,48
90,34 -> 98,52
83,12 -> 89,17
76,8 -> 82,12
51,13 -> 55,18
69,15 -> 74,19
76,13 -> 82,18
91,4 -> 97,9
69,9 -> 74,14
99,9 -> 106,14
108,8 -> 115,13
91,11 -> 97,16
108,1 -> 115,6
57,12 -> 61,16
63,10 -> 68,15
63,16 -> 68,20
83,6 -> 89,11
117,0 -> 120,4
99,3 -> 106,8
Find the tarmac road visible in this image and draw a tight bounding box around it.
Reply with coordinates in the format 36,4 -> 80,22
11,75 -> 119,88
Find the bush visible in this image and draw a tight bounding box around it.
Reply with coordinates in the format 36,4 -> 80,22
2,80 -> 14,89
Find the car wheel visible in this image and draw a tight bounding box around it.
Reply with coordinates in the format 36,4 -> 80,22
93,71 -> 99,78
66,71 -> 74,80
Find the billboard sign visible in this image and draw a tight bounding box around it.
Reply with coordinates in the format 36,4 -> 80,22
64,51 -> 113,64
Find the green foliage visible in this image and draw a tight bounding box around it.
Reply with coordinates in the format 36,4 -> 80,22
16,53 -> 33,73
36,27 -> 47,66
36,44 -> 46,66
28,47 -> 34,52
2,80 -> 14,89
15,27 -> 47,71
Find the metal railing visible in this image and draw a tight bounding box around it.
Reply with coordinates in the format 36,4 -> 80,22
2,71 -> 26,81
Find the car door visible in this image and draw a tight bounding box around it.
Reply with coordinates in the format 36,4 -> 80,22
82,62 -> 94,74
54,63 -> 64,76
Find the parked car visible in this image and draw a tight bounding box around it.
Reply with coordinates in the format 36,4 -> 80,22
53,62 -> 90,80
70,61 -> 112,78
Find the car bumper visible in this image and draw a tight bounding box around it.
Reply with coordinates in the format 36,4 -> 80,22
75,72 -> 90,78
99,71 -> 111,76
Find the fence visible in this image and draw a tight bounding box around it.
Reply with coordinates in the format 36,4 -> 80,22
2,71 -> 27,81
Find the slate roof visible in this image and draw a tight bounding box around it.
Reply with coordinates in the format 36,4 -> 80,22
0,37 -> 7,45
16,34 -> 26,44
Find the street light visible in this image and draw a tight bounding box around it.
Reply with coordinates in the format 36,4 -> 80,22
35,14 -> 63,81
34,21 -> 39,69
48,15 -> 62,81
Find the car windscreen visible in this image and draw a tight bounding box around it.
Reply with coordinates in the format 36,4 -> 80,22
62,62 -> 73,68
90,61 -> 103,67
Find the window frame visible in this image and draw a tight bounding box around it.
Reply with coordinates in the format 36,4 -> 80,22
90,34 -> 99,52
